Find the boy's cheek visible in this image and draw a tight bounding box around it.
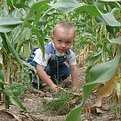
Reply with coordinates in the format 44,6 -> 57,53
67,45 -> 71,49
55,44 -> 61,49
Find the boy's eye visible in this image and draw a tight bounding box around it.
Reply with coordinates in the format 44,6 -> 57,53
57,40 -> 62,43
66,41 -> 71,44
57,40 -> 72,45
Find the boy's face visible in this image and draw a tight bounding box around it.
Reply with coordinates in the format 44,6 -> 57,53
51,27 -> 75,53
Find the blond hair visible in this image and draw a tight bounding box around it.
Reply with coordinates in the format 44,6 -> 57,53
53,21 -> 75,36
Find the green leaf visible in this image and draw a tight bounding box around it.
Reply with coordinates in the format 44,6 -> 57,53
0,36 -> 3,49
74,4 -> 100,17
109,37 -> 121,45
5,34 -> 22,65
51,0 -> 85,13
51,0 -> 120,26
83,5 -> 100,17
101,12 -> 121,26
11,26 -> 22,43
0,25 -> 17,33
100,0 -> 121,2
0,80 -> 4,91
66,54 -> 121,121
0,70 -> 4,81
87,51 -> 102,67
88,55 -> 120,84
66,83 -> 95,121
9,95 -> 26,110
32,27 -> 45,56
82,83 -> 96,101
66,103 -> 83,121
21,60 -> 36,73
4,87 -> 26,110
0,54 -> 3,70
106,26 -> 115,35
22,0 -> 51,29
4,94 -> 10,109
95,7 -> 121,26
0,16 -> 23,26
33,4 -> 50,25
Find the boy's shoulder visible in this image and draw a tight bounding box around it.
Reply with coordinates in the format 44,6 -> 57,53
31,42 -> 53,55
45,42 -> 55,55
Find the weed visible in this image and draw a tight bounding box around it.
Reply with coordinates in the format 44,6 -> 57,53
44,90 -> 74,115
7,65 -> 31,100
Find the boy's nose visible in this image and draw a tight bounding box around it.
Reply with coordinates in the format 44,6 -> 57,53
61,43 -> 66,47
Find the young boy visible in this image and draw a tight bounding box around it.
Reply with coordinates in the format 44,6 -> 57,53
28,21 -> 80,92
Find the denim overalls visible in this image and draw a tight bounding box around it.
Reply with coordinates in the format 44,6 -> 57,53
27,43 -> 70,86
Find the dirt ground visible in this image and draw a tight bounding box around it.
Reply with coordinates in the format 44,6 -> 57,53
0,67 -> 121,121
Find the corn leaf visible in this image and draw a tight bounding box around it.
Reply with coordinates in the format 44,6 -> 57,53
100,11 -> 121,26
4,94 -> 10,109
33,4 -> 50,25
21,60 -> 36,73
0,35 -> 3,49
4,90 -> 26,110
22,0 -> 51,29
0,25 -> 17,33
9,95 -> 26,110
93,77 -> 115,107
32,27 -> 45,56
5,34 -> 22,65
66,52 -> 121,121
0,54 -> 2,70
0,16 -> 23,26
82,5 -> 100,16
0,70 -> 4,81
88,55 -> 120,84
100,0 -> 121,2
51,0 -> 85,14
0,79 -> 4,90
66,103 -> 83,121
109,37 -> 121,45
51,0 -> 120,26
0,16 -> 23,33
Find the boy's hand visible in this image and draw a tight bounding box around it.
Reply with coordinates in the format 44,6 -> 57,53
50,84 -> 59,93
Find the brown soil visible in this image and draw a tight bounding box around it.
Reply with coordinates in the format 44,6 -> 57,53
0,67 -> 121,121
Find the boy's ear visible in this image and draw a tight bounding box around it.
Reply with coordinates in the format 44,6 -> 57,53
51,35 -> 54,42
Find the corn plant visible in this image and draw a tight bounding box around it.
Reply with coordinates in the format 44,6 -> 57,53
0,0 -> 63,110
49,0 -> 121,121
0,0 -> 121,120
0,0 -> 35,110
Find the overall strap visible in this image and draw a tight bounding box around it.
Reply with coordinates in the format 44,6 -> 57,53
27,48 -> 38,67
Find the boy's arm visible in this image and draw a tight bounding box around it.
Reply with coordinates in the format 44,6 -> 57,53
70,64 -> 80,90
36,64 -> 58,91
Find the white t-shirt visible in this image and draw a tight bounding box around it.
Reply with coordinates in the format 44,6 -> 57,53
33,42 -> 77,67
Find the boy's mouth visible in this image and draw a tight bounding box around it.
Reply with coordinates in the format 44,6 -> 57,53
59,49 -> 67,53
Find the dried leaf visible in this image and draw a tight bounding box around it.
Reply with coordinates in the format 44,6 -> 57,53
0,109 -> 22,121
93,75 -> 116,107
96,107 -> 103,114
